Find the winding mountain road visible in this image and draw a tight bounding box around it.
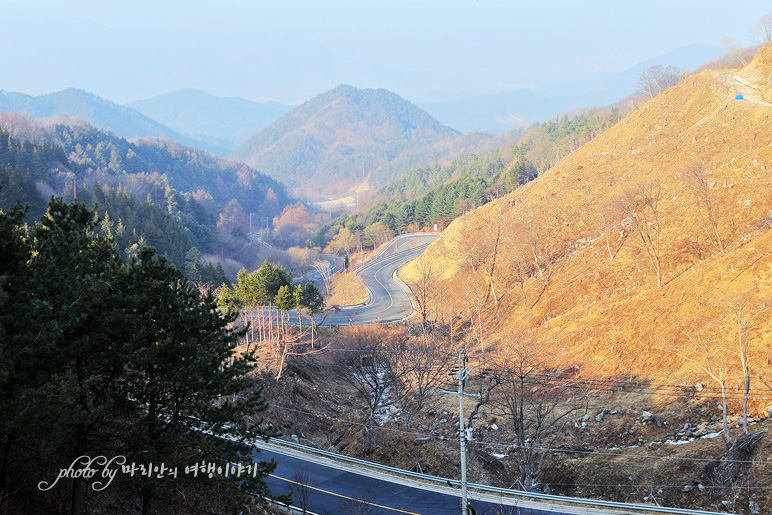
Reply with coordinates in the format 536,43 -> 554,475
314,233 -> 440,326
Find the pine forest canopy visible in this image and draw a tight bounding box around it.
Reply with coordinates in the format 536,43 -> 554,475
0,198 -> 281,514
0,116 -> 294,276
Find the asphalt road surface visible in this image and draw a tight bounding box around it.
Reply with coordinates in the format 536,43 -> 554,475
253,441 -> 722,514
314,233 -> 440,326
254,443 -> 560,515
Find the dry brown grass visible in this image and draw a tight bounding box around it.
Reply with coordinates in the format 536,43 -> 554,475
327,269 -> 369,306
402,46 -> 772,417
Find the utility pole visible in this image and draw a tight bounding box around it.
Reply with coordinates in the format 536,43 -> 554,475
443,349 -> 480,515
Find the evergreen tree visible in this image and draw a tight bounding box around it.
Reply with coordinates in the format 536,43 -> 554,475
184,246 -> 203,282
0,201 -> 35,512
0,197 -> 280,513
300,282 -> 324,315
254,260 -> 293,302
121,247 -> 277,514
27,199 -> 128,515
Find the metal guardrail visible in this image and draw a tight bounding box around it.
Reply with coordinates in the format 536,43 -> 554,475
356,241 -> 431,273
265,438 -> 729,515
359,233 -> 440,270
267,499 -> 321,515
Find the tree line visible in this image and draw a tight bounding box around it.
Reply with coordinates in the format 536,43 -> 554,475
217,260 -> 326,379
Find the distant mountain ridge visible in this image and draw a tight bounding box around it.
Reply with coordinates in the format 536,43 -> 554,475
127,89 -> 292,156
231,84 -> 492,201
420,44 -> 722,133
0,88 -> 216,151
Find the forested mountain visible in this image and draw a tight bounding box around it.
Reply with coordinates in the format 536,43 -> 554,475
288,108 -> 622,254
127,89 -> 292,156
0,88 -> 220,150
48,121 -> 289,214
230,84 -> 501,200
0,126 -> 219,281
327,108 -> 623,239
0,116 -> 293,276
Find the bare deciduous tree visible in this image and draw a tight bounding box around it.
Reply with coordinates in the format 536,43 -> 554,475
523,219 -> 556,307
635,64 -> 683,99
462,272 -> 491,361
313,260 -> 333,296
666,330 -> 731,441
615,182 -> 665,288
718,289 -> 769,434
719,36 -> 750,67
749,12 -> 772,46
466,223 -> 505,305
490,345 -> 589,491
387,337 -> 451,428
598,203 -> 628,261
683,162 -> 725,254
405,257 -> 439,335
510,252 -> 533,306
336,327 -> 400,454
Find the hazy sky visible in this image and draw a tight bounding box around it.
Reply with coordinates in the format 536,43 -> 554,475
2,0 -> 770,104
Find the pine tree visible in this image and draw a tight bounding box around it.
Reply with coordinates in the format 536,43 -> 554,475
27,199 -> 128,515
121,247 -> 277,514
0,201 -> 34,513
0,197 -> 281,513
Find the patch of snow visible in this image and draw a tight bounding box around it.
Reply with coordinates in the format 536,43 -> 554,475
665,438 -> 695,445
492,453 -> 509,459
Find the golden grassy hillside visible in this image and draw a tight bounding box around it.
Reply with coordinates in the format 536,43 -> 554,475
402,46 -> 772,410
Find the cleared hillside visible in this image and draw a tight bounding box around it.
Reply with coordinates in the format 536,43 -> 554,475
403,46 -> 772,406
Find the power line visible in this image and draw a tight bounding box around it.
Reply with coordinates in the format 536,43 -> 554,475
295,346 -> 772,399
